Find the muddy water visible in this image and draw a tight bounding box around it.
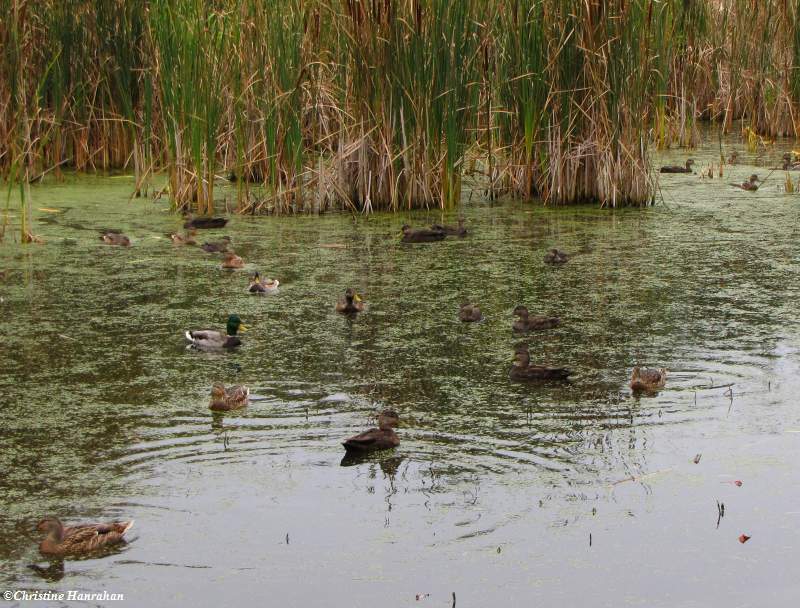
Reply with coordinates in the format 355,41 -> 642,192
1,140 -> 799,607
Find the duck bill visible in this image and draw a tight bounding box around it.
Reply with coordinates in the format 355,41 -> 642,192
238,324 -> 248,332
354,294 -> 362,302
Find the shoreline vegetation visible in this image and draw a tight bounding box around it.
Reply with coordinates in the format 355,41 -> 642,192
1,0 -> 799,226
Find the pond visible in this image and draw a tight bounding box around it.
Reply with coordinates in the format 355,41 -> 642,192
1,139 -> 799,606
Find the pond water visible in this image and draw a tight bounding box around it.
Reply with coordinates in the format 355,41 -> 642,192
1,140 -> 799,607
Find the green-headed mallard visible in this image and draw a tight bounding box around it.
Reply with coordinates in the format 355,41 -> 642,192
342,410 -> 400,453
170,230 -> 197,245
184,216 -> 228,230
629,366 -> 667,392
431,218 -> 467,237
209,382 -> 250,411
401,224 -> 446,243
185,314 -> 246,350
201,236 -> 231,253
221,251 -> 245,269
509,344 -> 571,382
659,159 -> 695,174
731,174 -> 760,191
100,231 -> 131,246
544,248 -> 569,264
248,272 -> 280,294
336,288 -> 364,314
512,305 -> 560,331
458,302 -> 483,322
36,517 -> 133,557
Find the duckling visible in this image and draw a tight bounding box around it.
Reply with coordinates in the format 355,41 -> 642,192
659,159 -> 695,174
185,314 -> 246,350
544,248 -> 569,264
629,366 -> 667,392
431,218 -> 467,237
209,382 -> 250,411
335,288 -> 364,314
458,302 -> 483,322
36,517 -> 134,557
400,224 -> 446,243
201,236 -> 232,253
248,272 -> 280,294
509,344 -> 571,382
100,231 -> 131,246
170,229 -> 197,245
183,216 -> 228,229
342,410 -> 400,453
731,174 -> 760,191
221,251 -> 245,269
512,305 -> 560,331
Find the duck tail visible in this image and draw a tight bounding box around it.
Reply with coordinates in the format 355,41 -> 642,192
122,520 -> 134,535
184,331 -> 195,343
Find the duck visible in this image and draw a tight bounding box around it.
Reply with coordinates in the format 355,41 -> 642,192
659,159 -> 695,174
185,314 -> 246,350
100,231 -> 131,246
170,230 -> 197,245
727,150 -> 739,165
201,236 -> 231,253
221,251 -> 245,269
248,273 -> 280,294
629,366 -> 667,392
209,382 -> 250,411
509,344 -> 571,382
458,302 -> 483,322
335,288 -> 364,314
778,153 -> 800,171
512,305 -> 560,331
36,517 -> 134,557
731,174 -> 760,191
183,216 -> 228,230
544,248 -> 569,264
342,410 -> 400,453
400,224 -> 446,243
431,218 -> 467,237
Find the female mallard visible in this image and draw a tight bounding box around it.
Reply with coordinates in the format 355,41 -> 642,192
248,273 -> 280,294
400,224 -> 446,243
170,230 -> 197,245
36,517 -> 134,557
512,305 -> 560,331
185,315 -> 246,350
184,216 -> 228,230
544,248 -> 569,264
509,344 -> 571,381
336,288 -> 364,314
209,382 -> 250,411
629,366 -> 667,392
221,252 -> 245,269
659,159 -> 695,174
342,410 -> 400,453
431,218 -> 467,237
201,236 -> 231,253
100,231 -> 131,246
731,174 -> 760,191
458,302 -> 482,322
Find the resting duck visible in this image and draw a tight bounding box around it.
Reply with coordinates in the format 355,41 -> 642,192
201,236 -> 232,253
221,252 -> 245,269
544,248 -> 569,264
629,366 -> 667,392
400,224 -> 446,243
342,410 -> 400,453
248,273 -> 279,294
170,230 -> 197,245
335,288 -> 364,314
100,231 -> 131,246
209,382 -> 250,411
431,218 -> 467,237
731,174 -> 760,191
37,517 -> 134,557
183,216 -> 228,229
509,344 -> 571,382
185,314 -> 246,350
512,305 -> 560,331
659,159 -> 695,174
458,302 -> 483,322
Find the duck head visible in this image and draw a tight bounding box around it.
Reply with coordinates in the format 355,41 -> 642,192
344,288 -> 362,303
36,517 -> 64,540
512,305 -> 529,318
226,315 -> 246,336
377,410 -> 400,429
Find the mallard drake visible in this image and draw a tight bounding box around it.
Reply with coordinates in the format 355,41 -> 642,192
659,159 -> 695,174
248,272 -> 280,294
170,230 -> 197,245
342,410 -> 400,453
458,302 -> 483,322
336,288 -> 364,314
629,366 -> 667,392
512,305 -> 560,331
185,314 -> 246,350
544,248 -> 569,264
100,231 -> 131,246
183,216 -> 228,229
431,218 -> 467,237
221,252 -> 245,269
209,382 -> 250,411
201,236 -> 232,253
36,517 -> 134,557
731,174 -> 760,191
509,344 -> 571,381
400,224 -> 446,243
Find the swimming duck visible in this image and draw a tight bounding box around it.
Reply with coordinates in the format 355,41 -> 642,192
36,517 -> 134,557
201,236 -> 232,253
778,153 -> 800,170
731,174 -> 760,191
209,382 -> 250,411
221,252 -> 245,269
170,230 -> 197,245
248,273 -> 280,294
336,288 -> 364,314
659,159 -> 695,174
629,366 -> 667,392
431,218 -> 467,237
100,232 -> 131,246
400,224 -> 446,243
509,344 -> 571,382
185,314 -> 246,350
183,216 -> 228,229
342,410 -> 400,453
544,248 -> 569,264
727,151 -> 739,164
458,302 -> 483,322
512,305 -> 560,331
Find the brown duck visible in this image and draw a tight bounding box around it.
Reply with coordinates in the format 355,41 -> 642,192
335,288 -> 364,314
401,224 -> 446,243
458,302 -> 483,322
221,252 -> 245,269
731,174 -> 760,191
544,248 -> 569,264
342,410 -> 400,453
201,236 -> 232,253
509,344 -> 571,382
512,305 -> 560,331
629,366 -> 667,392
209,382 -> 250,411
37,517 -> 134,557
184,216 -> 228,230
659,159 -> 695,174
100,232 -> 131,246
170,230 -> 197,245
431,218 -> 467,237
